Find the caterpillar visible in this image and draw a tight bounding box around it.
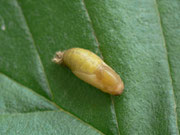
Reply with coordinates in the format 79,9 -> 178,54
52,48 -> 124,95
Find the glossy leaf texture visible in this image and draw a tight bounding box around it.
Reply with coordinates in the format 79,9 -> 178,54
0,0 -> 179,135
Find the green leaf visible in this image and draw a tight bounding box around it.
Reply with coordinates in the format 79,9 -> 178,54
0,0 -> 179,134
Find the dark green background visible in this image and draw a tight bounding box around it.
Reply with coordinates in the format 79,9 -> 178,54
0,0 -> 179,134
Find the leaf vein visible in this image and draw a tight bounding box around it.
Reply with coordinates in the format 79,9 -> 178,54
154,0 -> 179,132
15,0 -> 54,99
81,0 -> 120,134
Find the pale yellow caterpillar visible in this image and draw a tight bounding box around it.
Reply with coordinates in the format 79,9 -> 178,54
52,48 -> 124,95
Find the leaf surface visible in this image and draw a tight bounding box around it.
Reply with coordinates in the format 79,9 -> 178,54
0,0 -> 179,134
